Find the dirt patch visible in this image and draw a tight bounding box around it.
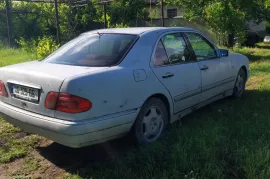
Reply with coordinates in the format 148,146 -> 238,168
0,149 -> 66,179
0,139 -> 7,148
0,165 -> 11,179
0,158 -> 24,179
40,164 -> 65,179
13,132 -> 27,139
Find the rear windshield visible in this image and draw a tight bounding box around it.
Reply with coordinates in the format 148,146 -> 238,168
44,33 -> 138,67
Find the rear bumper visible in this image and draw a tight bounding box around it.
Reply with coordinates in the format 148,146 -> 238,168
0,101 -> 138,148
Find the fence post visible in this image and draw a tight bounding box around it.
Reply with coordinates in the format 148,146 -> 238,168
103,3 -> 107,28
5,0 -> 13,47
54,0 -> 60,44
161,0 -> 164,27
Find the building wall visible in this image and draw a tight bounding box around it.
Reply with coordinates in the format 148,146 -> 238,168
146,5 -> 185,19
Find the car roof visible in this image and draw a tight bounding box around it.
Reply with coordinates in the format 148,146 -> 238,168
83,27 -> 195,35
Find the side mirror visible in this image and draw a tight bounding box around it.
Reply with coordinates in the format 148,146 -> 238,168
219,49 -> 229,57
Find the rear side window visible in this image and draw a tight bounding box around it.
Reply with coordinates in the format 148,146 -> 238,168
161,33 -> 193,64
153,33 -> 193,67
153,41 -> 169,66
44,34 -> 137,67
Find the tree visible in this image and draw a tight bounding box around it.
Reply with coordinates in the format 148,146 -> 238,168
0,1 -> 101,44
204,1 -> 246,46
107,0 -> 147,27
165,0 -> 270,46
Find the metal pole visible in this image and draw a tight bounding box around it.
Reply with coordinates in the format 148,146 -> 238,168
161,0 -> 164,27
54,0 -> 60,43
5,0 -> 13,47
103,3 -> 107,28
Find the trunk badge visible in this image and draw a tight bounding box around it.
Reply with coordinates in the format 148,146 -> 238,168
22,102 -> 27,109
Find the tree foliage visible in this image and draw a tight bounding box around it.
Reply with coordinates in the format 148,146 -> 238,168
165,0 -> 270,46
107,0 -> 147,27
0,0 -> 147,45
204,1 -> 246,42
0,0 -> 269,47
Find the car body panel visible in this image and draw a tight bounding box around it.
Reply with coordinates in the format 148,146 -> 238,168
0,61 -> 108,117
198,56 -> 235,102
151,63 -> 202,114
0,100 -> 138,148
149,31 -> 202,114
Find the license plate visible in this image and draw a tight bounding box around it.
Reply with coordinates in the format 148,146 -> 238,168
13,85 -> 39,102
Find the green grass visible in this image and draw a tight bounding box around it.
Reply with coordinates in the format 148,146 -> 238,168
0,47 -> 34,67
1,44 -> 270,178
233,45 -> 270,62
0,48 -> 41,164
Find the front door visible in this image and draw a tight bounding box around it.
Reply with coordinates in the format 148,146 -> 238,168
184,32 -> 234,102
151,32 -> 202,113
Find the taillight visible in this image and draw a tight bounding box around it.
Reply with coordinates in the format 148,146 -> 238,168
45,92 -> 92,113
45,92 -> 58,109
0,81 -> 8,97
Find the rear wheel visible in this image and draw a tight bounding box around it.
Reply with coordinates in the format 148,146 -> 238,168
232,68 -> 246,98
133,98 -> 168,145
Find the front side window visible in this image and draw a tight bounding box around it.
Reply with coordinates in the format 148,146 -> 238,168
161,33 -> 192,64
185,33 -> 217,61
44,33 -> 137,67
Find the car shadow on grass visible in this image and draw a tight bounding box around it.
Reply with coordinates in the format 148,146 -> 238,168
37,135 -> 136,169
36,89 -> 270,178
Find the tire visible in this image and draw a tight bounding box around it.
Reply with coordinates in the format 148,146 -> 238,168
133,98 -> 169,145
232,68 -> 247,98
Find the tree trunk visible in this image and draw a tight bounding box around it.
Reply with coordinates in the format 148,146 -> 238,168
54,0 -> 60,44
5,0 -> 13,47
228,33 -> 234,48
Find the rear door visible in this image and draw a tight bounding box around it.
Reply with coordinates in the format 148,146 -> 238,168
151,32 -> 202,113
184,32 -> 234,102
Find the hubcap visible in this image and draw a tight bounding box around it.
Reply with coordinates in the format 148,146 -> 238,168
142,107 -> 164,142
235,73 -> 245,95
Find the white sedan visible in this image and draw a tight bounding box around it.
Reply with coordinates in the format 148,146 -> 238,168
0,27 -> 250,148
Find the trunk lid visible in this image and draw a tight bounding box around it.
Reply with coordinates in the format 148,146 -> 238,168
0,61 -> 108,117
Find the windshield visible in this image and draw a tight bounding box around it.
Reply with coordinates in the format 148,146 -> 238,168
265,36 -> 270,40
44,33 -> 138,67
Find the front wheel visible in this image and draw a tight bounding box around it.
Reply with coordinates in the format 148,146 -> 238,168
133,98 -> 168,145
232,68 -> 246,98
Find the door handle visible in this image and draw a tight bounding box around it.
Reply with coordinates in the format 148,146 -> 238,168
200,65 -> 209,71
162,73 -> 174,78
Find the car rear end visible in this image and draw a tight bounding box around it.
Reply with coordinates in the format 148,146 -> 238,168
0,32 -> 139,148
0,62 -> 113,147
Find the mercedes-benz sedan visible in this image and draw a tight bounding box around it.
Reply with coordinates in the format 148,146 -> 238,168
0,27 -> 250,148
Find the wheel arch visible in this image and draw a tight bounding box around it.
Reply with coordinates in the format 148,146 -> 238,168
240,65 -> 248,82
148,93 -> 171,118
141,93 -> 173,122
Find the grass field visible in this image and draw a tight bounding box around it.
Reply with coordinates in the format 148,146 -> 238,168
1,44 -> 270,179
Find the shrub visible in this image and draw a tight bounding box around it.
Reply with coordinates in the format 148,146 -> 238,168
0,41 -> 6,49
17,37 -> 37,55
36,36 -> 60,59
113,23 -> 129,28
